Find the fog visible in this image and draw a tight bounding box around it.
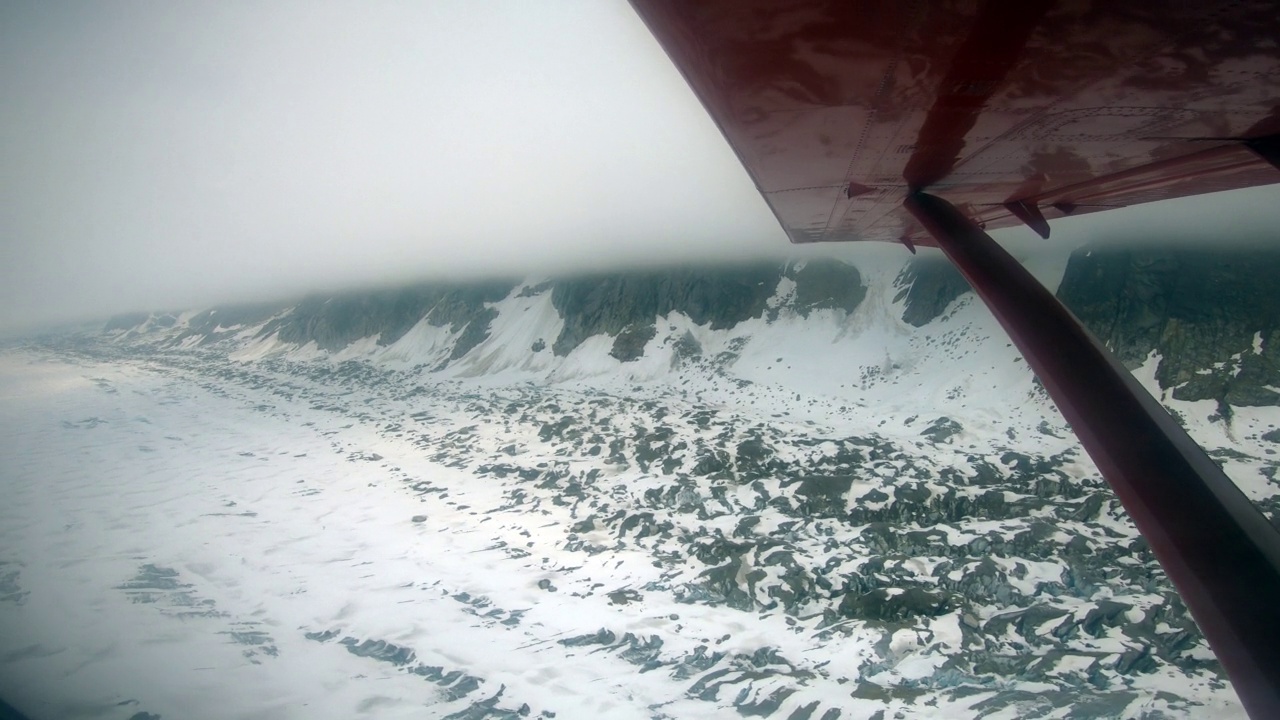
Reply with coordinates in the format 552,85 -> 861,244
2,1 -> 1278,335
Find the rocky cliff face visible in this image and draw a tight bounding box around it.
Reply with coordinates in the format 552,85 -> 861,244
1058,245 -> 1280,408
101,247 -> 1280,409
105,258 -> 869,371
893,256 -> 970,328
549,260 -> 864,359
876,245 -> 1280,411
549,263 -> 782,358
257,281 -> 517,355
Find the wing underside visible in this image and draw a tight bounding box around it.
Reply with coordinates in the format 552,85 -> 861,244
630,0 -> 1280,247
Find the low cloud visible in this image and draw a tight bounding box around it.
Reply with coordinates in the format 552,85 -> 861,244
3,2 -> 1278,335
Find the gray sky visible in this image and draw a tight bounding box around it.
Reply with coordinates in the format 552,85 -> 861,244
3,1 -> 1279,334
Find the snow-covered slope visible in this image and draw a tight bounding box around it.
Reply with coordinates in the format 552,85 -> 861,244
3,245 -> 1279,719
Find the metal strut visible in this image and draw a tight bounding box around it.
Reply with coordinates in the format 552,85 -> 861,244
903,191 -> 1280,720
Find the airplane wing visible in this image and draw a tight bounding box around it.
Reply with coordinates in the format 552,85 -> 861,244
629,0 -> 1280,247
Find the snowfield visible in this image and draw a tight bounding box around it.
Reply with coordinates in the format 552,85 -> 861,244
2,259 -> 1275,719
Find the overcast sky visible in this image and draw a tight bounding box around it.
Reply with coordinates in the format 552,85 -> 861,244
3,1 -> 1279,335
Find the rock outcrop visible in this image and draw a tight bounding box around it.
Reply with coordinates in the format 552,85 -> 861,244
100,247 -> 1280,408
1058,245 -> 1280,407
894,256 -> 970,327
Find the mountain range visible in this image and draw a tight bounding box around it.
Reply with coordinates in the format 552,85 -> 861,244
6,243 -> 1278,719
104,245 -> 1280,418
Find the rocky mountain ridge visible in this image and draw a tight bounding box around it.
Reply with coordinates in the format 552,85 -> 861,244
104,246 -> 1280,411
1058,247 -> 1280,409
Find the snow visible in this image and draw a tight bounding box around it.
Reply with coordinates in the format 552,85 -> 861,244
0,354 -> 690,719
449,289 -> 563,377
376,317 -> 460,368
1,247 -> 1272,719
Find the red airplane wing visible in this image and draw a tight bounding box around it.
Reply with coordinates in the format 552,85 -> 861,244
629,0 -> 1280,247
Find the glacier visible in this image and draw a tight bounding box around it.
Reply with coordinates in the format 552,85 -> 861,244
2,246 -> 1278,719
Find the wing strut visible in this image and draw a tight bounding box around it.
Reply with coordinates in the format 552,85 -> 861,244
904,191 -> 1280,719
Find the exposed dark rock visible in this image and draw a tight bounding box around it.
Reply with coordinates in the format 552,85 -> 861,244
560,627 -> 616,647
448,306 -> 500,362
894,255 -> 970,327
550,263 -> 782,356
268,280 -> 515,353
788,259 -> 866,317
339,637 -> 417,666
672,331 -> 703,361
785,476 -> 853,518
920,417 -> 962,443
1058,245 -> 1280,406
610,323 -> 657,362
174,302 -> 288,345
839,587 -> 951,622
